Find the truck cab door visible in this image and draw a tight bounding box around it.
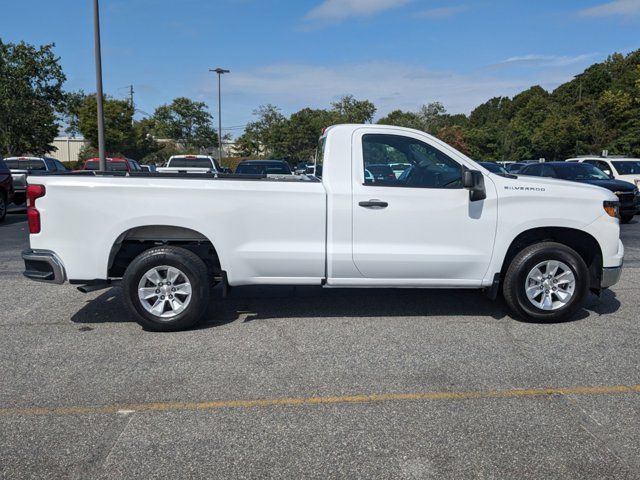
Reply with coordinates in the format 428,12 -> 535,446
351,128 -> 497,284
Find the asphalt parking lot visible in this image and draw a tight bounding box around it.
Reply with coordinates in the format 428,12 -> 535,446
1,211 -> 639,479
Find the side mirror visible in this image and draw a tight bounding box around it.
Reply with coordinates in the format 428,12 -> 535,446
463,169 -> 486,202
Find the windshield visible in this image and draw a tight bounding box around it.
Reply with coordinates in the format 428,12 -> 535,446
236,162 -> 291,175
612,161 -> 640,175
480,162 -> 508,174
314,136 -> 326,178
85,161 -> 128,172
5,159 -> 46,171
168,158 -> 213,169
554,163 -> 610,181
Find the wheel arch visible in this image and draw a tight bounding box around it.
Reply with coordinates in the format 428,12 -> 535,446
499,227 -> 603,289
107,225 -> 223,279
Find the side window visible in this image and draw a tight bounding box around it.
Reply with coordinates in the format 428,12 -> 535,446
541,165 -> 555,177
45,159 -> 57,171
362,134 -> 462,188
598,161 -> 612,176
523,164 -> 542,176
54,160 -> 68,171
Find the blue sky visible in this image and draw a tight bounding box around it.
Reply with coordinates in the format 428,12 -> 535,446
2,0 -> 639,136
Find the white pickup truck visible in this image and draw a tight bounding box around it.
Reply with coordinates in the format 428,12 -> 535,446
156,155 -> 220,174
22,124 -> 624,331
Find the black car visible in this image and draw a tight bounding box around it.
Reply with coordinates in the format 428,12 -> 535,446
520,161 -> 639,223
0,157 -> 14,222
235,160 -> 292,175
506,160 -> 539,174
478,162 -> 509,175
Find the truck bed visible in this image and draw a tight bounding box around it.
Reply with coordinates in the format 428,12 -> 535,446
27,172 -> 327,284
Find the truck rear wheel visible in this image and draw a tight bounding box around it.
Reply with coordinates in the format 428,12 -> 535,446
122,246 -> 210,331
503,242 -> 589,322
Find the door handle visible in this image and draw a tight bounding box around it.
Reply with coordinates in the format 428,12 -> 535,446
359,200 -> 388,209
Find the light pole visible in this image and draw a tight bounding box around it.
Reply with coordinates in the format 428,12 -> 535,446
93,0 -> 107,171
209,68 -> 230,163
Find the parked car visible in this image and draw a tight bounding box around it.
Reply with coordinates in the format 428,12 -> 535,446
0,157 -> 14,222
567,156 -> 640,187
505,160 -> 539,174
235,160 -> 292,175
389,162 -> 412,178
478,162 -> 509,175
4,156 -> 68,205
140,164 -> 157,173
519,161 -> 639,223
294,162 -> 309,175
83,157 -> 143,173
366,164 -> 396,182
21,124 -> 623,331
156,155 -> 220,174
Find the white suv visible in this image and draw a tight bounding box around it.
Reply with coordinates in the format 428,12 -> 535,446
567,157 -> 640,187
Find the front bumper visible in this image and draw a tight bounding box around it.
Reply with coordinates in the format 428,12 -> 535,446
601,264 -> 623,289
22,250 -> 66,284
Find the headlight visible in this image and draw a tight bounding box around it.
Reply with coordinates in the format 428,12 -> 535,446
603,201 -> 620,218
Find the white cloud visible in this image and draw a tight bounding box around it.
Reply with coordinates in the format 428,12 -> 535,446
492,54 -> 598,68
417,5 -> 468,19
196,59 -> 595,127
304,0 -> 413,23
579,0 -> 640,17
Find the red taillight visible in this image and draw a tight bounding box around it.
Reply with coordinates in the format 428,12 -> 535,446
27,184 -> 46,234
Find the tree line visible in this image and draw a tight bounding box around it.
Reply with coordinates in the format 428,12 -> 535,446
1,38 -> 639,165
241,50 -> 640,162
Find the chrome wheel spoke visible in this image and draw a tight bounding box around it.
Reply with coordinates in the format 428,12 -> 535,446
139,287 -> 159,300
529,267 -> 544,282
545,260 -> 560,278
174,283 -> 192,296
554,270 -> 574,285
526,284 -> 541,299
554,289 -> 572,303
166,267 -> 180,284
541,293 -> 553,310
150,298 -> 167,315
145,269 -> 163,286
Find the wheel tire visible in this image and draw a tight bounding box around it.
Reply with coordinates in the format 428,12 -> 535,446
503,242 -> 589,322
621,214 -> 634,224
122,246 -> 211,332
0,193 -> 6,222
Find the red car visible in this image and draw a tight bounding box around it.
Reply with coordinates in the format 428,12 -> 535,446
0,157 -> 15,222
83,157 -> 143,173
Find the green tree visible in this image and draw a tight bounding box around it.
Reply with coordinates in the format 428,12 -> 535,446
331,95 -> 376,123
377,110 -> 424,130
78,95 -> 136,154
151,97 -> 218,150
0,40 -> 66,155
235,104 -> 291,158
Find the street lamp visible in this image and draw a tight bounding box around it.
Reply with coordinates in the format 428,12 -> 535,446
93,0 -> 107,171
209,68 -> 230,163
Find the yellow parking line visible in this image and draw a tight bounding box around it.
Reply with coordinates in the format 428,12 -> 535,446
1,384 -> 639,417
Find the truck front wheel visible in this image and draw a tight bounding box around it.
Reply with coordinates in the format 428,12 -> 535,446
122,246 -> 211,331
503,242 -> 589,322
